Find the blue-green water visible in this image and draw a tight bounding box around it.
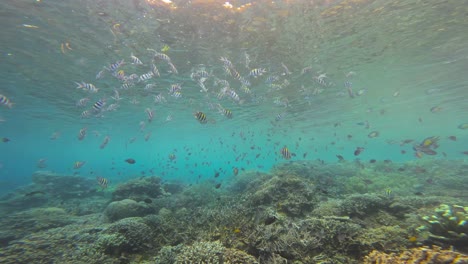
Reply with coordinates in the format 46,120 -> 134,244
1,0 -> 466,192
0,0 -> 468,262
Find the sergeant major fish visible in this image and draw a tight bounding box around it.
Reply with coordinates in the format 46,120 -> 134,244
1,94 -> 15,108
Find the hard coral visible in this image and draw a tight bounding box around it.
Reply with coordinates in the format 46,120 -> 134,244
363,245 -> 468,264
97,217 -> 153,256
112,176 -> 164,201
249,175 -> 317,216
418,204 -> 468,249
174,241 -> 258,264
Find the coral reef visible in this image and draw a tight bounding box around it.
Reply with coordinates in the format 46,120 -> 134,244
31,171 -> 97,199
247,174 -> 318,216
242,216 -> 362,262
363,245 -> 468,264
418,204 -> 468,250
111,176 -> 165,201
97,217 -> 154,256
0,207 -> 75,247
171,241 -> 258,264
103,198 -> 155,222
1,160 -> 468,263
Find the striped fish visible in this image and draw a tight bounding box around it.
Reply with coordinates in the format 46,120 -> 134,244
106,59 -> 124,72
78,127 -> 87,140
249,68 -> 266,77
92,99 -> 105,112
222,108 -> 233,118
280,146 -> 292,160
96,176 -> 109,188
151,64 -> 160,77
81,110 -> 91,119
138,72 -> 154,82
154,52 -> 171,62
75,82 -> 98,93
168,62 -> 178,74
194,111 -> 207,124
130,53 -> 143,65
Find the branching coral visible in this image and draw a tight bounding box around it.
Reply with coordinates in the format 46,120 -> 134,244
172,241 -> 258,264
363,245 -> 468,264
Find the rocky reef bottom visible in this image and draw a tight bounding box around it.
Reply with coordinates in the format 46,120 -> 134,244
0,159 -> 467,263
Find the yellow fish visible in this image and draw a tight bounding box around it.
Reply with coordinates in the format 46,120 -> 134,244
161,44 -> 170,53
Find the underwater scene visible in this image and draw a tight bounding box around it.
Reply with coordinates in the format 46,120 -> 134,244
1,0 -> 468,263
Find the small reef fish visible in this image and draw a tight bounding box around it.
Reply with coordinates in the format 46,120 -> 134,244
448,136 -> 457,141
73,161 -> 86,169
368,131 -> 380,138
106,59 -> 125,72
50,131 -> 60,140
217,104 -> 232,118
336,155 -> 345,162
420,136 -> 439,148
458,123 -> 468,130
37,158 -> 47,168
78,127 -> 87,140
125,158 -> 136,164
169,153 -> 176,161
280,146 -> 292,160
146,108 -> 154,122
430,106 -> 443,113
130,53 -> 143,65
354,147 -> 365,156
100,136 -> 110,149
168,62 -> 178,74
385,188 -> 392,197
194,111 -> 207,124
233,167 -> 239,176
153,51 -> 172,62
2,138 -> 10,143
144,132 -> 151,142
76,97 -> 90,107
161,44 -> 170,52
249,68 -> 266,77
75,82 -> 98,93
151,64 -> 160,77
0,94 -> 13,108
92,99 -> 105,112
96,176 -> 109,189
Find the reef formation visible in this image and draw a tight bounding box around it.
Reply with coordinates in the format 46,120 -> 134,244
0,160 -> 467,263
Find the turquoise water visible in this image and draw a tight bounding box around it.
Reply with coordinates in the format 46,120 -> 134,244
1,0 -> 466,192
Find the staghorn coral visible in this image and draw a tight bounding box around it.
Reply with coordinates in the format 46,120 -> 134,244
363,245 -> 468,264
173,241 -> 258,264
244,216 -> 361,262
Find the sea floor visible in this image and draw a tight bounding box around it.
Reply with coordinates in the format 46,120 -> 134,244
0,159 -> 467,263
